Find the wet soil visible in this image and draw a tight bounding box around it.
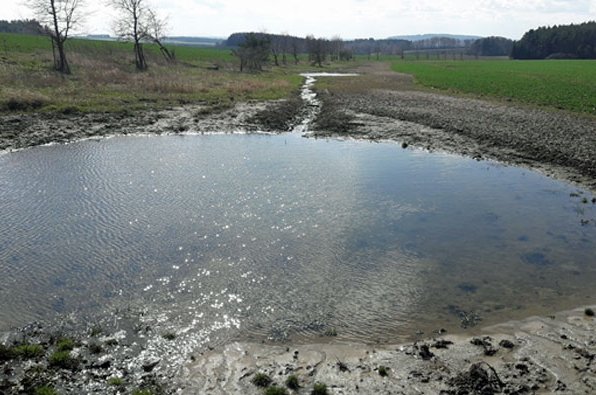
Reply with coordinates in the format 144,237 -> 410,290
0,99 -> 296,152
185,306 -> 596,394
311,63 -> 596,192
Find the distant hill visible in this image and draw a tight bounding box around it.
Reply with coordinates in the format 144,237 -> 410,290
163,36 -> 225,47
389,34 -> 482,41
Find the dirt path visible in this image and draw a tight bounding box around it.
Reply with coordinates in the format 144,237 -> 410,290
311,62 -> 596,192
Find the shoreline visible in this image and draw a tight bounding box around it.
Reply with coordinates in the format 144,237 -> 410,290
185,306 -> 596,394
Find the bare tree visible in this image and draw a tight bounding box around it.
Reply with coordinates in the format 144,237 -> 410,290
28,0 -> 85,74
109,0 -> 151,70
232,33 -> 270,72
146,9 -> 174,62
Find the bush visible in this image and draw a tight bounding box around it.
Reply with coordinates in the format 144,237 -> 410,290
251,372 -> 273,387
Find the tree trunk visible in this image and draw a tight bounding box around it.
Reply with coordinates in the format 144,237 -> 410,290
134,41 -> 147,70
50,0 -> 70,74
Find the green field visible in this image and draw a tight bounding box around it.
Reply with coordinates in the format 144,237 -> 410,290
391,60 -> 596,114
0,33 -> 308,113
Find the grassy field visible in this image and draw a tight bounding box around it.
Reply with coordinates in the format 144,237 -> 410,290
0,33 -> 310,114
391,59 -> 596,115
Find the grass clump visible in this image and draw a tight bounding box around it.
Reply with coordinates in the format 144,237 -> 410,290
88,342 -> 103,354
132,389 -> 154,395
378,365 -> 389,377
108,377 -> 124,386
49,350 -> 78,370
311,382 -> 328,395
585,308 -> 595,317
55,338 -> 75,352
265,386 -> 288,395
13,344 -> 45,359
34,386 -> 58,395
285,374 -> 300,389
251,372 -> 273,387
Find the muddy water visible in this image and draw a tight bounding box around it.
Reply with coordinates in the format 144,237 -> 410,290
0,134 -> 595,346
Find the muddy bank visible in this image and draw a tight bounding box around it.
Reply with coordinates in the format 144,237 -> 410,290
184,306 -> 596,394
311,64 -> 596,192
0,99 -> 300,152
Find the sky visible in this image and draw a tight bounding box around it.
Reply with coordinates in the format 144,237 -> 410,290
3,0 -> 596,40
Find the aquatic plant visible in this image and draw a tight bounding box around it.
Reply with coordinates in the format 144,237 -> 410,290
252,372 -> 273,387
312,382 -> 328,395
285,374 -> 299,389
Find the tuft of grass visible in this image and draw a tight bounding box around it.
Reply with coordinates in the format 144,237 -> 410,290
251,372 -> 273,387
49,350 -> 78,370
378,365 -> 389,377
108,377 -> 124,386
391,59 -> 596,115
585,308 -> 595,316
265,386 -> 289,395
55,338 -> 75,352
323,328 -> 338,337
132,389 -> 154,395
285,374 -> 300,390
311,382 -> 328,395
13,344 -> 45,359
89,325 -> 103,337
34,386 -> 58,395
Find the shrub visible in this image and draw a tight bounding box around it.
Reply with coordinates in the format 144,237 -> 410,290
251,372 -> 273,387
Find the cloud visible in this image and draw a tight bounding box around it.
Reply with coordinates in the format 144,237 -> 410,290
4,0 -> 595,39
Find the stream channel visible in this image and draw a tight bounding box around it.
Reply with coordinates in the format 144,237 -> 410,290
0,73 -> 595,376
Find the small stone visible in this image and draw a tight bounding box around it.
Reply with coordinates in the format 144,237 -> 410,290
142,357 -> 161,372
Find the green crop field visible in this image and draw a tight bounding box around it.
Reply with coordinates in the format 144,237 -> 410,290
391,60 -> 596,115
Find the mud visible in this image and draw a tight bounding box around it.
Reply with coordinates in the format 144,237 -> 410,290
184,306 -> 596,394
0,100 -> 288,152
310,63 -> 596,193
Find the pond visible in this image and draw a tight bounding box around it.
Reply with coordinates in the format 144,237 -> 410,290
0,133 -> 595,345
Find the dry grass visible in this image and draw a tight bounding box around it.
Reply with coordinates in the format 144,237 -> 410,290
0,36 -> 303,114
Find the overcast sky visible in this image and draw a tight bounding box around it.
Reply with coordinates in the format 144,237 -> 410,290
4,0 -> 596,39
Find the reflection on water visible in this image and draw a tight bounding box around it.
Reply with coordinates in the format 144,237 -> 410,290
0,134 -> 595,345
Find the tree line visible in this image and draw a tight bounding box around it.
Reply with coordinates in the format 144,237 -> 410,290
511,21 -> 596,59
0,19 -> 44,34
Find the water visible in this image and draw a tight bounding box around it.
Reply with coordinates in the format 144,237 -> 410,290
0,133 -> 595,346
